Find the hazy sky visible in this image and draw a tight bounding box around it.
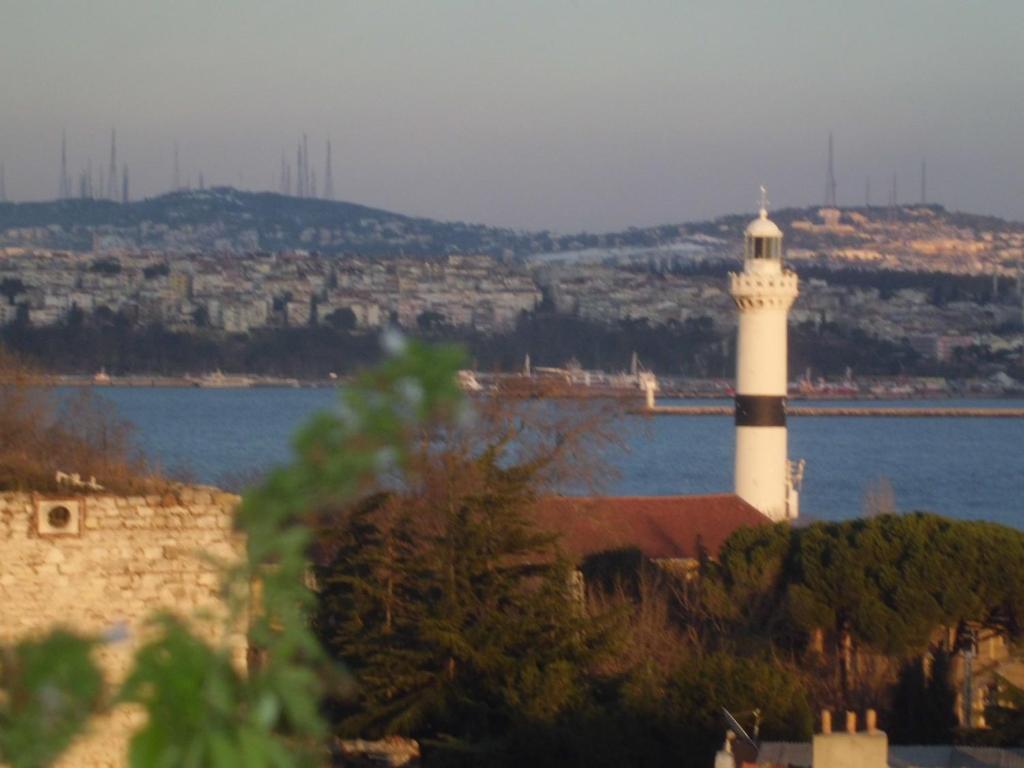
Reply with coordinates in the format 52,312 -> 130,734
2,1 -> 1023,231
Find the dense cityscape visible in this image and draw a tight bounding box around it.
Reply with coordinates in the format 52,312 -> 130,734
1,189 -> 1021,391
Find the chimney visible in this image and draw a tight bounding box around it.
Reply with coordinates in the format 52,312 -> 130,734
812,709 -> 887,768
713,730 -> 735,768
865,709 -> 878,733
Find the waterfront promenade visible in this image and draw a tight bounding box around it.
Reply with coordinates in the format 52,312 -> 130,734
635,405 -> 1024,418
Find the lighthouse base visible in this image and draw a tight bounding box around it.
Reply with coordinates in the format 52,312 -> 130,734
735,426 -> 790,522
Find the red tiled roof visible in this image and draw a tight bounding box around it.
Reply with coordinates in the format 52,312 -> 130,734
532,494 -> 772,561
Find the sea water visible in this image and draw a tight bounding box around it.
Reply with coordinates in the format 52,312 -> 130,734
91,388 -> 1024,527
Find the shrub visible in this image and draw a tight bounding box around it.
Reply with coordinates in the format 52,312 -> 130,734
0,346 -> 150,492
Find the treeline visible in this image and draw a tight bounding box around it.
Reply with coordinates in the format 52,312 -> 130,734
1,308 -> 939,379
0,316 -> 383,377
790,320 -> 923,376
624,259 -> 1023,309
798,266 -> 1020,307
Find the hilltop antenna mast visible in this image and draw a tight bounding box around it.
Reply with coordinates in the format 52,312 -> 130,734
85,159 -> 94,199
824,132 -> 837,207
302,134 -> 310,197
889,172 -> 898,221
323,138 -> 334,200
295,141 -> 304,197
122,163 -> 130,203
107,129 -> 117,200
60,130 -> 70,199
173,141 -> 181,191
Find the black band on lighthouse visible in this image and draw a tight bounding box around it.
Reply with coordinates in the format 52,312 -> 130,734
734,395 -> 786,427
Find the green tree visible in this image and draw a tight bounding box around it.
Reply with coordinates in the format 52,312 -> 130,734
622,653 -> 813,768
315,414 -> 612,760
703,522 -> 793,648
709,514 -> 1024,707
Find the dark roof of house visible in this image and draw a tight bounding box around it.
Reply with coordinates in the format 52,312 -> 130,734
531,493 -> 772,561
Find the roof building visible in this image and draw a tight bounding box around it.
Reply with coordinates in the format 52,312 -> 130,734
533,494 -> 769,562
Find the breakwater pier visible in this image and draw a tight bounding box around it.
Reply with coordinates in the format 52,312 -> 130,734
633,405 -> 1024,418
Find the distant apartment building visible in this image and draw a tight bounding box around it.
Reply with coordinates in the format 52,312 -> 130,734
284,299 -> 311,327
0,301 -> 17,326
221,299 -> 270,333
909,333 -> 976,361
168,271 -> 192,300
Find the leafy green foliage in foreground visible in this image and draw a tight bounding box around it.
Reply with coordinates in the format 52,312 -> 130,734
0,631 -> 103,768
118,616 -> 304,768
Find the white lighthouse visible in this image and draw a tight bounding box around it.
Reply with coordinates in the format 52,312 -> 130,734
729,189 -> 800,522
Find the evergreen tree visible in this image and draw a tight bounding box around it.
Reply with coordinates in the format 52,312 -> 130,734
711,514 -> 1024,707
315,492 -> 427,727
314,422 -> 611,761
637,653 -> 813,768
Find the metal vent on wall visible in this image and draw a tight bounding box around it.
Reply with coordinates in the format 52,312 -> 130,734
35,498 -> 83,537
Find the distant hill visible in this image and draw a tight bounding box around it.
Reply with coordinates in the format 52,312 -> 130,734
0,188 -> 543,257
0,188 -> 1020,271
0,187 -> 735,259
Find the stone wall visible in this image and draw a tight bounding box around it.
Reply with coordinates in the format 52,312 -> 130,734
0,486 -> 245,767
